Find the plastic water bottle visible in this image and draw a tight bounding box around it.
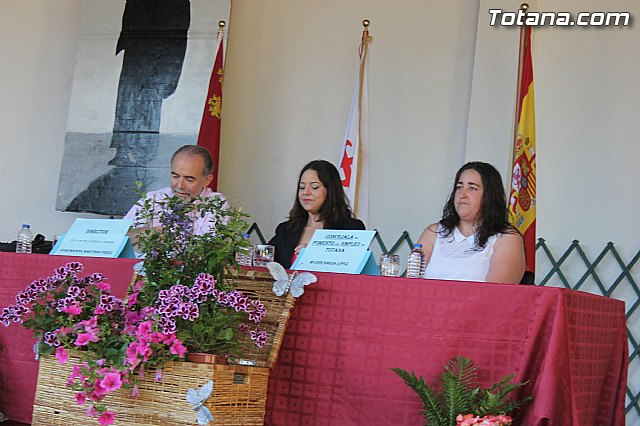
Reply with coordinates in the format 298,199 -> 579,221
16,224 -> 34,254
235,233 -> 253,266
406,243 -> 426,278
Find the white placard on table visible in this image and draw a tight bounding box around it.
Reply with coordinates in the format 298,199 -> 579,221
50,218 -> 135,258
291,229 -> 379,275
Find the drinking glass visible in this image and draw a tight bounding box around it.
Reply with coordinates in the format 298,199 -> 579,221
252,244 -> 275,267
379,253 -> 401,277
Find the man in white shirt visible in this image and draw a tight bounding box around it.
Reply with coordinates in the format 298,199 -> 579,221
124,145 -> 228,242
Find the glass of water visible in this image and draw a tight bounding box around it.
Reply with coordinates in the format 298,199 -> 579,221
252,244 -> 275,267
379,253 -> 401,277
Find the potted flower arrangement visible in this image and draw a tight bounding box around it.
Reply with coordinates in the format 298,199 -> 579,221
1,193 -> 266,425
392,356 -> 532,426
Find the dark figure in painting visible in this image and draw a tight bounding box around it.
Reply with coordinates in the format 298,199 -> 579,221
66,0 -> 191,215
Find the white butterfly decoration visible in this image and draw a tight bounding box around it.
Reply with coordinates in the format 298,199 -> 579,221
267,262 -> 317,298
186,380 -> 214,425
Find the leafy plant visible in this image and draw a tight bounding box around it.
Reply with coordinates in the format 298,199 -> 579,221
130,188 -> 262,355
0,191 -> 267,425
391,356 -> 531,426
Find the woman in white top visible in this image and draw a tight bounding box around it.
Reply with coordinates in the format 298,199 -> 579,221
416,162 -> 526,284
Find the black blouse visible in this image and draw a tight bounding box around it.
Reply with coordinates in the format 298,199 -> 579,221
268,217 -> 366,268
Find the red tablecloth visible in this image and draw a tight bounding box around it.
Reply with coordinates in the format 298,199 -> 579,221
0,253 -> 628,425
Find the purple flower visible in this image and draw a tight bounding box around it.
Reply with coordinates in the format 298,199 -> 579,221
178,302 -> 199,321
65,262 -> 84,274
53,267 -> 69,280
84,272 -> 104,285
44,331 -> 61,347
157,316 -> 177,334
250,329 -> 268,348
99,295 -> 122,312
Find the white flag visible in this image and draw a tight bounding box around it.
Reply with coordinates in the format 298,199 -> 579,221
338,30 -> 371,225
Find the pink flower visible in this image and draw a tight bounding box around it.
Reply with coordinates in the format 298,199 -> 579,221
69,363 -> 85,383
96,282 -> 111,291
131,384 -> 139,398
155,368 -> 163,382
62,304 -> 83,315
98,411 -> 115,426
74,392 -> 87,405
99,372 -> 123,392
56,326 -> 73,336
170,340 -> 187,357
136,339 -> 151,357
55,347 -> 69,364
81,316 -> 98,330
86,405 -> 99,417
132,280 -> 144,292
127,291 -> 138,305
137,321 -> 153,338
75,332 -> 99,346
92,380 -> 109,397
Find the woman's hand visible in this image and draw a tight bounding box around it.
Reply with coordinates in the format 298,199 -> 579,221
294,244 -> 308,256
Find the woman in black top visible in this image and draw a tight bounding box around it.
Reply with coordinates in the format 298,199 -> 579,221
268,160 -> 365,268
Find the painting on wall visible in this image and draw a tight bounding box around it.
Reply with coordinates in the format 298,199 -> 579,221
56,0 -> 230,216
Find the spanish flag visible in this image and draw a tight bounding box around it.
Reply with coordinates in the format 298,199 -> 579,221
197,25 -> 225,190
508,25 -> 536,273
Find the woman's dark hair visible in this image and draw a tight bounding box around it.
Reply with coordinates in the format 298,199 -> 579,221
440,161 -> 519,249
287,160 -> 355,229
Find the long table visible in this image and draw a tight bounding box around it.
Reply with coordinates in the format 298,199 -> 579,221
0,253 -> 627,425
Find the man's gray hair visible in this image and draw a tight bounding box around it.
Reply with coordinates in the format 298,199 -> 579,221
171,145 -> 215,176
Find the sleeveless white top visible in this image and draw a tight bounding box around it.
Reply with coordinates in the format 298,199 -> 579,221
423,225 -> 500,282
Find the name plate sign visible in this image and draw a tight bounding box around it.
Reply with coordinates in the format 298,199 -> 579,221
50,218 -> 135,258
291,229 -> 379,275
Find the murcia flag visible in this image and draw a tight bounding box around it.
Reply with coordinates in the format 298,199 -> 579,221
197,26 -> 225,190
508,26 -> 536,273
338,27 -> 372,224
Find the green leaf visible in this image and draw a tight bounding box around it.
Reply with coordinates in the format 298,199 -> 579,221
392,357 -> 532,426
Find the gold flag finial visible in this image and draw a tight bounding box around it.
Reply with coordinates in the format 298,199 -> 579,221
362,19 -> 370,29
218,20 -> 226,29
520,3 -> 529,11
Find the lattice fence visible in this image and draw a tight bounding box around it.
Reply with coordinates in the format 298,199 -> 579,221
247,223 -> 639,424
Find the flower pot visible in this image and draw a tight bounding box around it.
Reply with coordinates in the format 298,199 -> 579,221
186,352 -> 228,365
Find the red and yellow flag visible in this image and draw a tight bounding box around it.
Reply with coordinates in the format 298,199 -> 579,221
197,26 -> 225,190
508,26 -> 536,272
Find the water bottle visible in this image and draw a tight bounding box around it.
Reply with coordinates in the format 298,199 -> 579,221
16,224 -> 34,254
406,243 -> 426,278
235,233 -> 253,266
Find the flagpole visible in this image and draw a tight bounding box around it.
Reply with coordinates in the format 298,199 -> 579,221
511,3 -> 529,167
354,19 -> 371,215
218,20 -> 225,67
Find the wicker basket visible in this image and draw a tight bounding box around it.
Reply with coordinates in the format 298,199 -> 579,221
33,353 -> 269,425
230,268 -> 295,368
32,268 -> 295,425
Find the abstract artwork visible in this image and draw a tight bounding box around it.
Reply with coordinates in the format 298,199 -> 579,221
57,0 -> 230,215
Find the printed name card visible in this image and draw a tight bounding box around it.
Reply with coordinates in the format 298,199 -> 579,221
291,229 -> 379,275
50,218 -> 135,258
